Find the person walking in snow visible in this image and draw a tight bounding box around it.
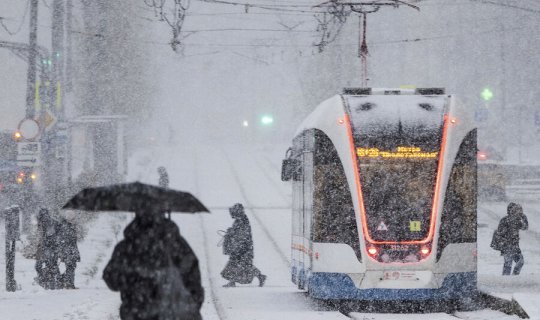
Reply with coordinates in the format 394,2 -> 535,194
103,208 -> 204,320
35,208 -> 61,289
56,219 -> 80,289
492,202 -> 529,275
221,203 -> 267,287
158,166 -> 169,189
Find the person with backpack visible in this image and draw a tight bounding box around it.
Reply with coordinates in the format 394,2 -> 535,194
491,202 -> 529,275
103,208 -> 204,320
221,203 -> 267,287
56,218 -> 80,289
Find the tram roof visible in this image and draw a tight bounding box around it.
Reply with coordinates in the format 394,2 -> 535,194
295,88 -> 450,136
342,87 -> 446,96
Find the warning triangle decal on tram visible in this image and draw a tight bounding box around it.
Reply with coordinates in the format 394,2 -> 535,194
377,221 -> 388,231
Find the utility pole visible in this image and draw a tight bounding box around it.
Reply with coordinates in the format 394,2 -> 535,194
42,0 -> 68,208
65,0 -> 73,93
52,0 -> 65,121
25,0 -> 39,119
65,0 -> 73,185
313,1 -> 419,86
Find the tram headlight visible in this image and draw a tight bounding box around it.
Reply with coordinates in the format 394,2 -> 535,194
420,245 -> 431,256
367,247 -> 378,256
30,173 -> 37,180
477,151 -> 487,161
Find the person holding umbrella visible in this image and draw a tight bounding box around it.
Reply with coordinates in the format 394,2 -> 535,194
63,181 -> 208,320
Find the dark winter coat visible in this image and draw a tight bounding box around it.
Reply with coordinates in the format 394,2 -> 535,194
56,221 -> 80,263
221,215 -> 257,284
494,213 -> 528,255
225,215 -> 254,257
159,172 -> 169,189
35,211 -> 58,261
103,216 -> 204,320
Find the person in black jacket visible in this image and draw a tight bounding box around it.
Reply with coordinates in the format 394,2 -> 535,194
35,208 -> 61,289
103,208 -> 204,320
221,203 -> 267,287
494,202 -> 529,275
56,219 -> 80,289
158,166 -> 169,189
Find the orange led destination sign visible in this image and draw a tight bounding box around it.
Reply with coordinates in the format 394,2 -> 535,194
356,146 -> 438,159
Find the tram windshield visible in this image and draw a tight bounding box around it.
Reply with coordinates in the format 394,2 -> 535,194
345,95 -> 446,242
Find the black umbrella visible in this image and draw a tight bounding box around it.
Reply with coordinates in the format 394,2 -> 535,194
62,181 -> 209,213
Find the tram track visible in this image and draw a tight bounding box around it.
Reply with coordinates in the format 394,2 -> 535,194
251,154 -> 290,204
221,147 -> 291,266
192,149 -> 228,320
259,153 -> 293,202
198,215 -> 229,320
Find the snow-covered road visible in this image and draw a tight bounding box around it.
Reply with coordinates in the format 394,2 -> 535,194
1,142 -> 539,319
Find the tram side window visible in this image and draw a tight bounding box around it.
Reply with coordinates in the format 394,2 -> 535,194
437,129 -> 477,260
291,136 -> 304,237
312,132 -> 362,261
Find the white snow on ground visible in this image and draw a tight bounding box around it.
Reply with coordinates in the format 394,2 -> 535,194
1,142 -> 539,319
0,212 -> 124,319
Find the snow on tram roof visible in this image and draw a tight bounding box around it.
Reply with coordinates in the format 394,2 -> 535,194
342,87 -> 446,96
294,88 -> 449,136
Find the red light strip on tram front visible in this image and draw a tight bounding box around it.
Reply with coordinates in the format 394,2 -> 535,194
345,114 -> 450,245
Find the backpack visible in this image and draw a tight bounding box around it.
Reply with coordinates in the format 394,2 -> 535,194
490,229 -> 503,251
135,251 -> 200,320
490,221 -> 507,252
156,258 -> 200,320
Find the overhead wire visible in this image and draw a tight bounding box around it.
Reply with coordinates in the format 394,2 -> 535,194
467,0 -> 540,14
195,0 -> 327,13
0,0 -> 31,36
1,4 -> 536,49
3,0 -> 538,58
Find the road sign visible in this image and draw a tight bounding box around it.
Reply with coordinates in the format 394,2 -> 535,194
17,142 -> 41,155
17,142 -> 41,167
43,110 -> 57,132
16,156 -> 41,167
17,118 -> 40,141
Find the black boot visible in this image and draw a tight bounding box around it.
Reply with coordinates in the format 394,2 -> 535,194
258,274 -> 267,287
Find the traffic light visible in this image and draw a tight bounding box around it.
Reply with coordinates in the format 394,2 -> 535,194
260,115 -> 274,126
481,88 -> 493,102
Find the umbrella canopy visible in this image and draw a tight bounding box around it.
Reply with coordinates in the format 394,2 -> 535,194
62,181 -> 209,213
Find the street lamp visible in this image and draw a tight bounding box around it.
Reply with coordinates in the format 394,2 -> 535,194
260,115 -> 274,126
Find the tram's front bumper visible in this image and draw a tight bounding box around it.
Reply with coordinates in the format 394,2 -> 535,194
307,271 -> 477,300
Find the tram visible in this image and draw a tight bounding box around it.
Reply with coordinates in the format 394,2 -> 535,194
281,88 -> 477,300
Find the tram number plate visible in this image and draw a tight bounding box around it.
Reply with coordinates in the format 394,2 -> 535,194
383,271 -> 417,281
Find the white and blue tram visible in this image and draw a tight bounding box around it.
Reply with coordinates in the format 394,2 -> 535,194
281,88 -> 477,300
